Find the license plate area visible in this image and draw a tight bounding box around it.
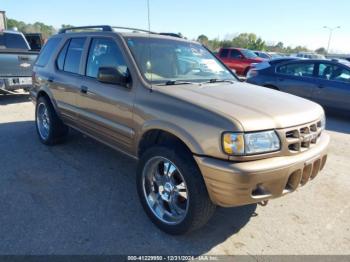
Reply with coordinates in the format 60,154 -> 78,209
7,77 -> 32,86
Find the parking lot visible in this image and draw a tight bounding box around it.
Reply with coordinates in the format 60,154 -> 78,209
0,93 -> 349,255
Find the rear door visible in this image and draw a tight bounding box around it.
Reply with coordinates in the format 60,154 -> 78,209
273,61 -> 318,99
76,36 -> 135,152
312,62 -> 350,110
50,37 -> 87,124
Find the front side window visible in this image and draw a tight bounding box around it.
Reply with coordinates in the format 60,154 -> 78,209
126,37 -> 236,84
318,63 -> 350,83
86,38 -> 127,78
277,62 -> 315,77
230,49 -> 242,59
63,38 -> 86,74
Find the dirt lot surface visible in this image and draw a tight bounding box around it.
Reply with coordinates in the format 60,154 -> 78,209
0,93 -> 349,255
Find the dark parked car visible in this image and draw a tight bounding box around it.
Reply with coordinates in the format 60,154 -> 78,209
247,59 -> 350,112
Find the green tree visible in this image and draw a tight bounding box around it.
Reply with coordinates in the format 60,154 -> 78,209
197,34 -> 209,46
6,18 -> 56,39
315,47 -> 327,55
231,33 -> 266,50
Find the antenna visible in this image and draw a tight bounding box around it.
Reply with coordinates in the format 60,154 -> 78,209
147,0 -> 153,91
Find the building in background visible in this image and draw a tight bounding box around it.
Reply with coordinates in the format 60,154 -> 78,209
0,11 -> 6,30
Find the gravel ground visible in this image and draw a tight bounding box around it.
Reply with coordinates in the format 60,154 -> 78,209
0,93 -> 349,255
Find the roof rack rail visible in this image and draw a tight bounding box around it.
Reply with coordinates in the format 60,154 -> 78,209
112,26 -> 157,34
58,25 -> 157,34
58,25 -> 113,34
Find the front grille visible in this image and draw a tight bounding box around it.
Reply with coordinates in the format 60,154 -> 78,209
284,120 -> 323,154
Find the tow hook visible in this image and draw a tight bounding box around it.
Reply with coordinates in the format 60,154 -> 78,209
258,200 -> 269,206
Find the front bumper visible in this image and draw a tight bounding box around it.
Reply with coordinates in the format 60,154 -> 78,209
194,133 -> 329,207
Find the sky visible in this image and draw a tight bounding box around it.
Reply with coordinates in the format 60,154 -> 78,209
1,0 -> 350,53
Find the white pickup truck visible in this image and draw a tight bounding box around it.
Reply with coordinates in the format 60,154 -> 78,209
0,30 -> 38,94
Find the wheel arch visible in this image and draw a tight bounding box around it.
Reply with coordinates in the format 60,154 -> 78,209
36,88 -> 60,116
137,121 -> 203,158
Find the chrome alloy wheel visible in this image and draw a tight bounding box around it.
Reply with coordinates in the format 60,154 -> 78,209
37,102 -> 50,140
142,156 -> 189,225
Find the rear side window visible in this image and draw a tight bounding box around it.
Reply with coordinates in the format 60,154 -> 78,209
220,49 -> 229,58
277,62 -> 315,77
0,33 -> 29,49
36,38 -> 61,67
63,38 -> 86,74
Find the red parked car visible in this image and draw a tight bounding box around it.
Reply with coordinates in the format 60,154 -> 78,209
216,48 -> 265,76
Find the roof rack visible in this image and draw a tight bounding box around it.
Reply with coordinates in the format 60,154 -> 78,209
58,25 -> 113,34
58,25 -> 157,34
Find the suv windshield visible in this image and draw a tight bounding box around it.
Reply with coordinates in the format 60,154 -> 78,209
125,37 -> 236,84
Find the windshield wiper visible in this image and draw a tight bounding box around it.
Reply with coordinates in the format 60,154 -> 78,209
203,79 -> 235,84
157,80 -> 194,86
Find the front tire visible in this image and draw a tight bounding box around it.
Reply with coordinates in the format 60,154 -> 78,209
137,146 -> 216,235
35,96 -> 68,145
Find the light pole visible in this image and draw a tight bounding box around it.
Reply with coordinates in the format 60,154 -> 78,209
323,26 -> 341,54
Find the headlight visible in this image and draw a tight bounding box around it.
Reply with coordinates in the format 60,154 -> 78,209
223,130 -> 280,155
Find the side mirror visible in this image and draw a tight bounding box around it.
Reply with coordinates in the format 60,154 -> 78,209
97,67 -> 130,87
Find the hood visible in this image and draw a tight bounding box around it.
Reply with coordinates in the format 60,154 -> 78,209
156,82 -> 324,132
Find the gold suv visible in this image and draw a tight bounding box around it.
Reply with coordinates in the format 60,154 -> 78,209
31,26 -> 329,235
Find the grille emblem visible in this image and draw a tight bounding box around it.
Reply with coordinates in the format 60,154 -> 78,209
301,133 -> 317,143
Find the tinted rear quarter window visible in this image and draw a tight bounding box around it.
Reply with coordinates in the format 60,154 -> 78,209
36,38 -> 61,67
63,38 -> 86,74
56,40 -> 70,71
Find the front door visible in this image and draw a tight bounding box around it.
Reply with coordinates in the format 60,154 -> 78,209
76,37 -> 135,153
274,61 -> 317,99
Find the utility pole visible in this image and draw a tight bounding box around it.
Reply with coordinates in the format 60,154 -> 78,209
323,26 -> 341,54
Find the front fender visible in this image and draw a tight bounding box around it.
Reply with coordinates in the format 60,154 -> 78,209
139,119 -> 204,155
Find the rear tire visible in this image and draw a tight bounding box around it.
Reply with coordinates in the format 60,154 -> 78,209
137,146 -> 216,235
35,96 -> 68,145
